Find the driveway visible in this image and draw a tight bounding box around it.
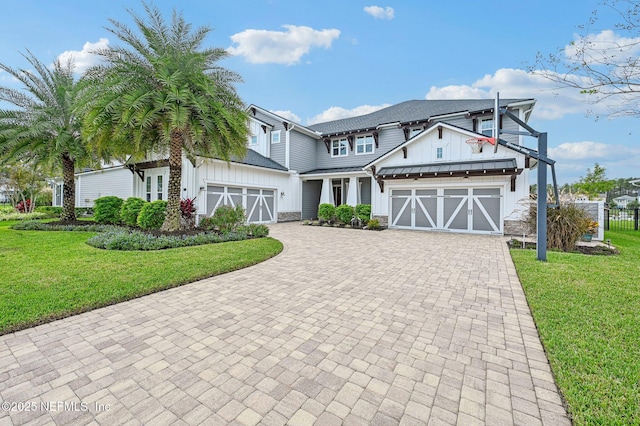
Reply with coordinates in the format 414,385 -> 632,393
0,223 -> 570,425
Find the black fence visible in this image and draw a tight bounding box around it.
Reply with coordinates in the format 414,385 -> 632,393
605,207 -> 639,231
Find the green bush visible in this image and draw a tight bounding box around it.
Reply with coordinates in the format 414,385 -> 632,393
0,212 -> 49,222
203,205 -> 245,234
317,203 -> 336,222
86,229 -> 249,251
137,200 -> 167,230
336,204 -> 355,224
240,223 -> 270,238
11,221 -> 120,232
36,206 -> 63,216
526,202 -> 591,251
120,197 -> 147,227
75,207 -> 93,216
367,219 -> 381,230
355,204 -> 372,222
93,196 -> 124,224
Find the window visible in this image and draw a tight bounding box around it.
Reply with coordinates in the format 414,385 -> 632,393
145,176 -> 152,202
157,175 -> 163,200
480,119 -> 493,137
271,130 -> 281,144
436,147 -> 443,159
332,138 -> 348,157
356,135 -> 374,155
250,134 -> 258,145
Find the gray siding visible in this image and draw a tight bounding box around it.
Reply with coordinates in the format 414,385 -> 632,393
252,110 -> 287,167
289,131 -> 317,173
302,180 -> 322,219
360,177 -> 371,205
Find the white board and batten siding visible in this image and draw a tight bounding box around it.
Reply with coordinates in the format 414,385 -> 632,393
196,159 -> 299,223
371,125 -> 530,233
76,167 -> 133,207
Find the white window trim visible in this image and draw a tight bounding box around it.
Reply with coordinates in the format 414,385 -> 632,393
436,147 -> 443,159
480,118 -> 494,137
331,138 -> 348,157
271,130 -> 281,144
355,135 -> 375,155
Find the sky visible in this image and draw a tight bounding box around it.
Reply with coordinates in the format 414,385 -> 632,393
0,0 -> 639,185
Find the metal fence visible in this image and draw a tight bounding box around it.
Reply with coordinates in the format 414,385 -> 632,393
605,207 -> 639,231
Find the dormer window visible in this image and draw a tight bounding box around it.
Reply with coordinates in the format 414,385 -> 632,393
355,135 -> 374,155
271,130 -> 281,144
480,119 -> 494,137
250,134 -> 258,146
436,147 -> 443,159
332,138 -> 348,157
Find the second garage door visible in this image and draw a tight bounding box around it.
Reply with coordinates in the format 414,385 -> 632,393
390,187 -> 502,234
206,185 -> 276,223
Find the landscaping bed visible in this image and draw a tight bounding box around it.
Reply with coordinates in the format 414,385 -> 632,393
507,239 -> 619,255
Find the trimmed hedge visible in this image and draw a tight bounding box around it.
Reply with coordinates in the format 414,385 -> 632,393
317,203 -> 336,222
137,200 -> 167,230
335,204 -> 354,224
93,196 -> 123,224
121,197 -> 147,227
355,204 -> 371,222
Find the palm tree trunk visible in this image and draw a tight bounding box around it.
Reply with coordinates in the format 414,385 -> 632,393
60,154 -> 76,222
161,130 -> 183,231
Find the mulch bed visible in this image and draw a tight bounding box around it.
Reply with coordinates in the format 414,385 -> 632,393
508,239 -> 619,255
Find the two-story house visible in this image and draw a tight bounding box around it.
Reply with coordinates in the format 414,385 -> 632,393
55,98 -> 538,235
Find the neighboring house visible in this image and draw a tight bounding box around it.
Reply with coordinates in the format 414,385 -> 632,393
613,194 -> 639,208
0,185 -> 13,204
57,98 -> 540,235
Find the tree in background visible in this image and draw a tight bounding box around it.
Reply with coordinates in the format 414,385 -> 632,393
0,52 -> 93,221
534,0 -> 640,118
1,163 -> 47,211
575,163 -> 616,199
83,3 -> 248,231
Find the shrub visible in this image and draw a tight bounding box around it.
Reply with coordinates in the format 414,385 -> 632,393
180,197 -> 197,229
75,207 -> 93,216
240,223 -> 270,238
317,203 -> 336,222
93,196 -> 124,224
525,201 -> 591,251
11,221 -> 120,232
15,199 -> 32,213
336,204 -> 355,224
204,204 -> 246,234
137,200 -> 167,230
36,206 -> 63,216
367,219 -> 381,230
355,204 -> 372,222
86,228 -> 248,251
0,212 -> 49,222
120,197 -> 147,227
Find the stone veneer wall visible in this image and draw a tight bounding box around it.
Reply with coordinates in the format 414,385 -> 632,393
372,215 -> 388,227
503,220 -> 528,237
277,211 -> 302,222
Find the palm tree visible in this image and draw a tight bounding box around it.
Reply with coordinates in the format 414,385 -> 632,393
0,52 -> 90,222
84,3 -> 248,231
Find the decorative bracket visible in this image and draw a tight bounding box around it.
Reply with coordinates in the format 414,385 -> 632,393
402,146 -> 408,159
347,135 -> 354,151
323,138 -> 331,154
126,165 -> 145,182
372,131 -> 379,148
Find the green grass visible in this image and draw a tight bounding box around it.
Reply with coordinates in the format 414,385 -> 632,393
0,220 -> 283,335
511,230 -> 640,425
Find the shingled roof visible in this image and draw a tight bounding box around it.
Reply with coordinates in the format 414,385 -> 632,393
307,99 -> 533,135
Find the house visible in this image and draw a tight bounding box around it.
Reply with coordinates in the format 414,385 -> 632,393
56,98 -> 540,235
613,194 -> 639,208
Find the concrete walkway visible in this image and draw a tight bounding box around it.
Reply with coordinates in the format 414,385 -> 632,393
0,224 -> 570,425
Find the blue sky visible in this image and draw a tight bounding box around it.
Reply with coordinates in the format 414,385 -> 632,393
1,0 -> 638,184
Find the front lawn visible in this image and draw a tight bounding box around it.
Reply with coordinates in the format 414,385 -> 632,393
0,220 -> 283,335
511,230 -> 640,425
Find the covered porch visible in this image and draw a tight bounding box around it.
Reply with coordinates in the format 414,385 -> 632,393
300,168 -> 371,220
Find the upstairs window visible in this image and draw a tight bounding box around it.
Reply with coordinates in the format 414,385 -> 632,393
250,134 -> 258,145
271,130 -> 281,144
436,147 -> 443,159
332,138 -> 348,157
355,135 -> 374,155
480,119 -> 494,137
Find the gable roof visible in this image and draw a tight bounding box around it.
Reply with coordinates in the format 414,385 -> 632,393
231,149 -> 289,171
308,99 -> 535,135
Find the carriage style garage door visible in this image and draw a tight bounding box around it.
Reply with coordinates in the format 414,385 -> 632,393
390,187 -> 502,234
206,185 -> 276,223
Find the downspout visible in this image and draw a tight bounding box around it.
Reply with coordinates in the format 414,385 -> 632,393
285,124 -> 291,169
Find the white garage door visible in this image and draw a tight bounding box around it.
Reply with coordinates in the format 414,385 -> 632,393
390,187 -> 502,234
206,185 -> 276,223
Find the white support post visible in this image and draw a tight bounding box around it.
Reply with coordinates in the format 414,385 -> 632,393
346,177 -> 359,206
320,178 -> 334,205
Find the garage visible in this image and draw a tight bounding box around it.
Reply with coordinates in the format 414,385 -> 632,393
206,185 -> 276,223
390,187 -> 502,234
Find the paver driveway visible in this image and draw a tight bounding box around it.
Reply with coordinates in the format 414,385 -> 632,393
0,223 -> 570,425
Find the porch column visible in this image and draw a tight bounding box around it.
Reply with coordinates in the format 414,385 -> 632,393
346,177 -> 359,206
319,178 -> 334,205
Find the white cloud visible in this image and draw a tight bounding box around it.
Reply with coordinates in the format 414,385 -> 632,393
308,103 -> 391,125
364,6 -> 395,20
425,68 -> 614,120
270,110 -> 301,123
57,38 -> 108,74
549,141 -> 639,161
228,25 -> 340,65
564,30 -> 640,66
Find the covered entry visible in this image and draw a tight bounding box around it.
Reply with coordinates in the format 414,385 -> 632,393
206,185 -> 276,223
390,187 -> 502,233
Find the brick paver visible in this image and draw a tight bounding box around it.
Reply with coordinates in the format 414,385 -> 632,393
0,224 -> 571,425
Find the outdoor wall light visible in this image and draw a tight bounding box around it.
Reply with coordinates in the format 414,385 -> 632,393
280,191 -> 285,197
